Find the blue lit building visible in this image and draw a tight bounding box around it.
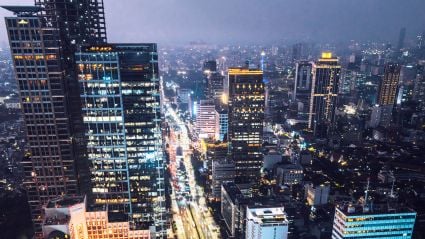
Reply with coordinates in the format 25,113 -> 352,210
332,204 -> 416,239
76,44 -> 166,237
216,108 -> 228,141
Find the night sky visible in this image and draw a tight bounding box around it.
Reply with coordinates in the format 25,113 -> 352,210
0,0 -> 425,45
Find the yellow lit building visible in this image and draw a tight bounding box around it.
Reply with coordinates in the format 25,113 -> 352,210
308,52 -> 341,137
42,196 -> 150,239
228,67 -> 265,184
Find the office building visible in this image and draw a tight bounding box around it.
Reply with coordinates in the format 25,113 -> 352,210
196,99 -> 217,139
373,63 -> 401,127
207,72 -> 225,102
228,67 -> 265,184
332,204 -> 416,239
215,107 -> 228,141
413,62 -> 425,111
397,27 -> 407,51
221,182 -> 248,238
245,206 -> 289,239
305,183 -> 330,206
203,60 -> 224,102
206,141 -> 230,200
77,44 -> 166,236
293,61 -> 312,120
4,2 -> 105,235
378,63 -> 401,106
275,164 -> 304,186
308,52 -> 341,137
203,60 -> 217,73
42,196 -> 150,239
211,159 -> 235,201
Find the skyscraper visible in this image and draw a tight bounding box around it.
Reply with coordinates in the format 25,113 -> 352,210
308,52 -> 341,137
397,27 -> 407,51
207,72 -> 225,102
196,99 -> 217,139
378,63 -> 401,106
77,44 -> 166,237
293,61 -> 313,121
4,6 -> 78,235
228,67 -> 265,184
4,2 -> 106,235
375,63 -> 401,127
413,62 -> 425,111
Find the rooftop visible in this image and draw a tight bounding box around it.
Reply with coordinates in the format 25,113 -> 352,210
46,196 -> 85,209
247,206 -> 288,224
336,203 -> 416,216
1,6 -> 42,16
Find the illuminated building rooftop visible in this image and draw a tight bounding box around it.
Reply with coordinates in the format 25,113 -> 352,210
336,203 -> 415,216
247,206 -> 288,224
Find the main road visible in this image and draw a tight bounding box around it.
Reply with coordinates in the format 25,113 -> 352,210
164,102 -> 220,239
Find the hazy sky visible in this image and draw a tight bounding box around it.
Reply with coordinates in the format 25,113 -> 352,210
1,0 -> 425,46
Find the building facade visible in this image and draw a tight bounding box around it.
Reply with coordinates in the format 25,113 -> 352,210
77,44 -> 166,237
228,67 -> 265,184
305,183 -> 330,206
332,204 -> 416,239
308,53 -> 341,137
196,100 -> 217,139
3,1 -> 106,236
245,206 -> 289,239
293,61 -> 312,121
215,107 -> 228,141
378,63 -> 401,106
42,196 -> 150,239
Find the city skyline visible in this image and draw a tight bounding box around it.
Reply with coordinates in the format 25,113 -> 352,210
1,0 -> 425,46
1,1 -> 425,239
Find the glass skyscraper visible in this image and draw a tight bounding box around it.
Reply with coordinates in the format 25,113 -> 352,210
76,44 -> 166,237
308,52 -> 341,137
3,1 -> 106,237
228,67 -> 265,184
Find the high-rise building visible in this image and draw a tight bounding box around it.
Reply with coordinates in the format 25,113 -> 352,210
378,63 -> 401,106
332,204 -> 416,239
4,2 -> 106,235
211,159 -> 235,201
215,107 -> 228,141
413,62 -> 425,111
77,44 -> 166,237
228,67 -> 265,184
196,100 -> 217,139
205,142 -> 229,200
245,206 -> 289,239
203,60 -> 224,103
292,43 -> 306,63
207,72 -> 225,102
203,60 -> 217,72
221,182 -> 248,238
308,52 -> 341,137
373,63 -> 401,127
293,61 -> 312,120
397,27 -> 407,51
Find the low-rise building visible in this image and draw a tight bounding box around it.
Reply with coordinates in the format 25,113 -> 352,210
42,196 -> 150,239
276,164 -> 304,186
305,183 -> 330,206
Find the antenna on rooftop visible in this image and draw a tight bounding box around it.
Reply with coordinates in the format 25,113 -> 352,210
363,178 -> 370,213
390,179 -> 396,198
